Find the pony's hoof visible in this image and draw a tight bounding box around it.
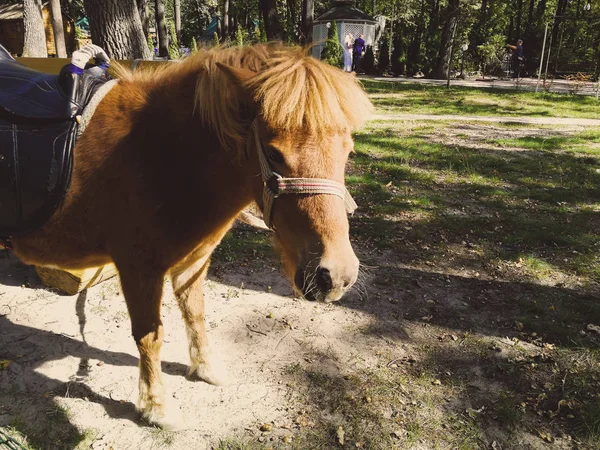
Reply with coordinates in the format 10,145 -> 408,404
139,400 -> 185,431
188,361 -> 228,385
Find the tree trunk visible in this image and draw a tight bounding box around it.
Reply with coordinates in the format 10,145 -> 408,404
260,0 -> 283,40
49,0 -> 67,57
301,0 -> 314,44
468,0 -> 488,54
524,0 -> 535,38
154,0 -> 169,57
137,0 -> 150,38
515,0 -> 523,39
22,0 -> 48,57
434,0 -> 459,79
286,0 -> 298,42
223,0 -> 229,39
551,0 -> 568,52
83,0 -> 152,59
174,0 -> 182,44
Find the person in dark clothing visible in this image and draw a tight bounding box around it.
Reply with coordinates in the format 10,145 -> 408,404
352,34 -> 366,73
506,39 -> 524,78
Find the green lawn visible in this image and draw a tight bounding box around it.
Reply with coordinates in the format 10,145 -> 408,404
361,79 -> 600,119
349,123 -> 600,283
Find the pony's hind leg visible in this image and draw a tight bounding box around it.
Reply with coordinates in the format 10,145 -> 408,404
170,256 -> 226,385
118,264 -> 182,430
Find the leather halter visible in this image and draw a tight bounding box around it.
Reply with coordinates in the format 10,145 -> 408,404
252,120 -> 358,229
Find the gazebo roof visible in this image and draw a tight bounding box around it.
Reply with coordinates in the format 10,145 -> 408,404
315,0 -> 376,23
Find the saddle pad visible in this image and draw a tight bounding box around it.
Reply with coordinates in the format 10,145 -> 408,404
0,118 -> 76,236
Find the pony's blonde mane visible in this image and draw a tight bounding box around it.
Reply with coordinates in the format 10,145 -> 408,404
115,44 -> 373,153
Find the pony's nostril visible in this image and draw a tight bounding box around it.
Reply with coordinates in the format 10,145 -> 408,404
316,267 -> 333,293
343,278 -> 351,288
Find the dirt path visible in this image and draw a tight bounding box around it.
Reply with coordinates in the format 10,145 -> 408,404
372,113 -> 600,126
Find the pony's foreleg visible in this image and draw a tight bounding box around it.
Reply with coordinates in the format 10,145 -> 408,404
171,257 -> 226,385
118,265 -> 182,430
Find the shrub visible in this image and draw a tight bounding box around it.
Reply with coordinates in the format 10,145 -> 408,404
378,37 -> 389,74
235,26 -> 246,47
477,34 -> 506,76
168,21 -> 180,59
362,46 -> 376,74
213,31 -> 220,47
320,21 -> 343,68
391,39 -> 404,76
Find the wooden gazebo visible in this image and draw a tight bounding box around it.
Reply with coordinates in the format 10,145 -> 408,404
312,0 -> 376,59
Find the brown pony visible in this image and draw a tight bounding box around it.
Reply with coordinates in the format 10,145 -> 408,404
10,44 -> 373,429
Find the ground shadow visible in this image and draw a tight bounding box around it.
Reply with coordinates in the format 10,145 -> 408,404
0,313 -> 190,449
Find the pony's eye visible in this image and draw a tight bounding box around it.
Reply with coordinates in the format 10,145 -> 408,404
266,146 -> 285,165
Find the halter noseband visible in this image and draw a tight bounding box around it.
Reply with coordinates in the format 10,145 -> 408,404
252,120 -> 357,229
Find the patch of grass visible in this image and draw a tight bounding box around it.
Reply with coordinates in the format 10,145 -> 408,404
211,440 -> 266,450
9,404 -> 87,450
349,121 -> 600,284
492,391 -> 525,427
280,357 -> 482,449
0,426 -> 36,450
212,227 -> 274,267
150,427 -> 176,447
360,79 -> 600,119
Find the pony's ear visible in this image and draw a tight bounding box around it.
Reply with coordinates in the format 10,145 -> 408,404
215,63 -> 256,87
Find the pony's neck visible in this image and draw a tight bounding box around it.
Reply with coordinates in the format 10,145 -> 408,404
139,69 -> 259,234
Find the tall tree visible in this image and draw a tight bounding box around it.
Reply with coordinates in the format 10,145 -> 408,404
174,0 -> 182,44
22,0 -> 48,57
155,0 -> 169,57
83,0 -> 152,59
137,0 -> 150,38
259,0 -> 283,40
434,0 -> 460,79
223,0 -> 230,39
301,0 -> 314,43
49,0 -> 67,57
515,0 -> 524,39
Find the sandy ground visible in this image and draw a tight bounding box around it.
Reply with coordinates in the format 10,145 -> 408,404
0,249 -> 381,449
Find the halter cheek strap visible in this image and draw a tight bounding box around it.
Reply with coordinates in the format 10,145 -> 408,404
252,120 -> 358,229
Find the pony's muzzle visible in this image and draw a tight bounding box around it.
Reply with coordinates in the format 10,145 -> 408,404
294,258 -> 359,302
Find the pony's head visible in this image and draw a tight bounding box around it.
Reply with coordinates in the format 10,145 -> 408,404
202,45 -> 373,301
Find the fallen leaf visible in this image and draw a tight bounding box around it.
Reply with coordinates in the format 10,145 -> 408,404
336,426 -> 345,446
0,359 -> 12,370
260,423 -> 273,432
537,430 -> 553,443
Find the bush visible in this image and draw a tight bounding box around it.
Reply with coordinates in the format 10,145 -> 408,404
320,21 -> 343,68
378,37 -> 389,74
391,39 -> 404,76
213,32 -> 220,47
362,46 -> 376,74
235,26 -> 247,47
191,37 -> 198,53
477,34 -> 506,76
168,21 -> 180,59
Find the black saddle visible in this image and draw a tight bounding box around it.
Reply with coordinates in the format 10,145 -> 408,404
0,44 -> 108,238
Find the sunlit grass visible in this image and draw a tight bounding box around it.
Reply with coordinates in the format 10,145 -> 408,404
361,79 -> 600,119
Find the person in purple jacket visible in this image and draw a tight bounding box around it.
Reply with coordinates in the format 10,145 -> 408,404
352,34 -> 366,72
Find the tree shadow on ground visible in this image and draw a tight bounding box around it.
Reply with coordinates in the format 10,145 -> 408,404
0,311 -> 189,448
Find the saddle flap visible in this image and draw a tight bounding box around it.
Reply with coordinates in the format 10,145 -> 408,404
0,60 -> 78,121
0,119 -> 75,236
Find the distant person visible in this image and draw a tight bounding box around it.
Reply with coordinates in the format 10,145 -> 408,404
506,39 -> 524,78
343,32 -> 353,73
352,34 -> 366,72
